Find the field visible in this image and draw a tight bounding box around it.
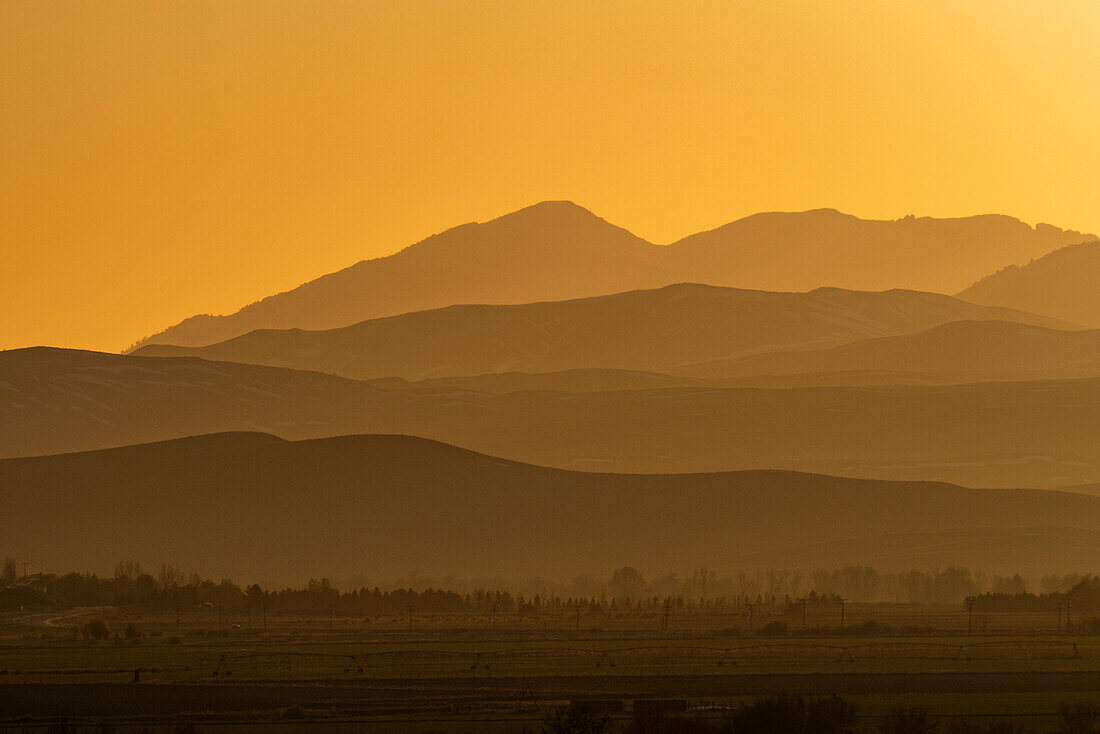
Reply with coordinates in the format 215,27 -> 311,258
3,605 -> 1100,731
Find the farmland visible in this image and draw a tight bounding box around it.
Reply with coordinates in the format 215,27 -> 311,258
3,606 -> 1100,731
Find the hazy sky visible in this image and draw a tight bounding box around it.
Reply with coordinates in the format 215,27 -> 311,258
2,0 -> 1098,352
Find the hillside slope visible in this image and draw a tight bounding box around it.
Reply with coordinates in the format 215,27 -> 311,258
959,240 -> 1100,327
4,433 -> 1100,582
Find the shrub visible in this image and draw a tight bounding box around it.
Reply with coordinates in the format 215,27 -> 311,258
730,694 -> 857,734
878,708 -> 937,734
82,618 -> 109,641
124,623 -> 140,640
759,621 -> 789,637
1058,702 -> 1100,734
943,721 -> 1033,734
281,705 -> 305,720
541,706 -> 614,734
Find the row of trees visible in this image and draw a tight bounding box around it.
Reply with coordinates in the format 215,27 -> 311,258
4,559 -> 1098,615
969,575 -> 1100,616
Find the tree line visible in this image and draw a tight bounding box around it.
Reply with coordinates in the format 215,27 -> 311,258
3,559 -> 1096,615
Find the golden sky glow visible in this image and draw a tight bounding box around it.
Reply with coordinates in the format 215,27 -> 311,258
2,0 -> 1099,352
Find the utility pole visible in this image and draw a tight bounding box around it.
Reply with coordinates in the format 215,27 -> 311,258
661,598 -> 672,633
838,598 -> 847,629
489,604 -> 497,632
22,562 -> 28,579
966,598 -> 974,633
746,602 -> 758,633
797,598 -> 808,629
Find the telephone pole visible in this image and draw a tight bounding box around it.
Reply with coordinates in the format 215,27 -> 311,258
838,598 -> 847,629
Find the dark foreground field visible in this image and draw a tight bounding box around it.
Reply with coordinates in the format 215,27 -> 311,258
4,609 -> 1100,732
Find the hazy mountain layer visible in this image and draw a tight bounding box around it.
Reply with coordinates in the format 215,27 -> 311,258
4,432 -> 1100,582
133,284 -> 1071,381
959,240 -> 1100,327
377,320 -> 1100,391
131,202 -> 1093,349
5,348 -> 1100,488
672,320 -> 1100,383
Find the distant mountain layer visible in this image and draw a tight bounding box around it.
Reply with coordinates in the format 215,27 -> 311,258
671,320 -> 1100,383
4,432 -> 1100,582
131,201 -> 1093,349
133,284 -> 1072,381
6,348 -> 1100,488
959,240 -> 1100,327
376,318 -> 1100,391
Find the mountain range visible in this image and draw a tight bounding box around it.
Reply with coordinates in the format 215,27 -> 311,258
133,283 -> 1073,381
130,202 -> 1094,349
4,432 -> 1100,582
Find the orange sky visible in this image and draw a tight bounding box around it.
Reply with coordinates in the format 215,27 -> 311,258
2,0 -> 1098,352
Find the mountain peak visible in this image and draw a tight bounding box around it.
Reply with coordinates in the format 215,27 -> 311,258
490,200 -> 606,227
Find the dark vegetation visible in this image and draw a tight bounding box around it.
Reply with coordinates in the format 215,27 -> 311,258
532,696 -> 1100,733
970,576 -> 1100,617
6,560 -> 1098,621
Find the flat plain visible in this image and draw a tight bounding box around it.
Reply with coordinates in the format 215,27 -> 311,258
4,605 -> 1100,732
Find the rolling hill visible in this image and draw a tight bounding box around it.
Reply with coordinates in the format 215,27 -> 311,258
4,432 -> 1100,582
130,201 -> 1093,349
132,284 -> 1072,381
959,240 -> 1100,327
5,348 -> 1100,488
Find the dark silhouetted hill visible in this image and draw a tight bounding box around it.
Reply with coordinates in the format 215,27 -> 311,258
129,202 -> 1092,349
959,240 -> 1100,327
132,284 -> 1071,381
4,433 -> 1100,582
5,348 -> 1100,488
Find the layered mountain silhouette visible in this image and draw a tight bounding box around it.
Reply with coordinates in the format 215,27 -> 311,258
4,432 -> 1100,582
672,320 -> 1100,384
6,347 -> 1100,488
130,202 -> 1093,349
959,240 -> 1100,327
376,320 -> 1100,391
133,284 -> 1072,381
